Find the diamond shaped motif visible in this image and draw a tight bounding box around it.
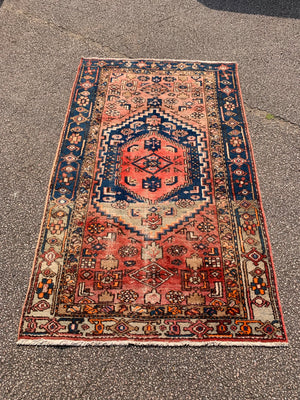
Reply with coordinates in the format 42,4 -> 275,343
40,318 -> 64,334
243,248 -> 266,266
132,153 -> 172,174
129,262 -> 173,288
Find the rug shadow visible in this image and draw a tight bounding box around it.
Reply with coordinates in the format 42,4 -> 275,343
198,0 -> 300,19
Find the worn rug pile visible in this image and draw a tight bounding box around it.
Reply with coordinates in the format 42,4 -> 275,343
18,58 -> 287,346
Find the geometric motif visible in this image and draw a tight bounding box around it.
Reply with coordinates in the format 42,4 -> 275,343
18,59 -> 287,346
129,262 -> 173,289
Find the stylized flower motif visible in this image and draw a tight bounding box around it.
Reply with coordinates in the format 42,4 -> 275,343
242,213 -> 257,235
251,277 -> 267,295
197,221 -> 214,232
235,177 -> 248,188
190,111 -> 204,119
87,223 -> 106,234
230,137 -> 242,146
58,172 -> 74,186
69,133 -> 82,144
142,212 -> 162,230
77,96 -> 89,107
166,290 -> 185,304
167,245 -> 187,257
142,242 -> 162,261
49,220 -> 65,235
117,290 -> 138,303
36,279 -> 54,299
118,245 -> 138,258
224,101 -> 235,110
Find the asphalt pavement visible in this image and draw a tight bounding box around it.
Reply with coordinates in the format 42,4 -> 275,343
0,1 -> 299,399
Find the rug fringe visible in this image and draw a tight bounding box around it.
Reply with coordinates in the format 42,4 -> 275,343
17,338 -> 288,347
80,57 -> 238,64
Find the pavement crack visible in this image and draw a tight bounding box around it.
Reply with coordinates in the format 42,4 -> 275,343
244,103 -> 300,128
3,3 -> 129,57
114,4 -> 200,40
152,13 -> 183,26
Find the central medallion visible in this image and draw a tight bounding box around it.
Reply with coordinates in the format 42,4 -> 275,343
91,108 -> 211,239
118,134 -> 189,203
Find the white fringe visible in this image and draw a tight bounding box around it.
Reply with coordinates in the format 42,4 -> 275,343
81,57 -> 238,64
17,338 -> 288,347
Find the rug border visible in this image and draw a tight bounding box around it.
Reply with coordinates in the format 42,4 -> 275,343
17,58 -> 85,341
234,64 -> 288,343
18,58 -> 288,346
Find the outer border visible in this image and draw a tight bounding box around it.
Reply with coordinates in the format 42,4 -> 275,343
17,58 -> 85,342
18,58 -> 288,346
234,64 -> 288,343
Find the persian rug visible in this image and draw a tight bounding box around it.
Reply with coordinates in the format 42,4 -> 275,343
18,58 -> 287,346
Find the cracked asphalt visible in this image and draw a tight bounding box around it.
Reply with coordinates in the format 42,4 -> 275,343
0,1 -> 299,399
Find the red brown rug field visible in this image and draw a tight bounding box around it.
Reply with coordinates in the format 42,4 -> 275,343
18,58 -> 287,346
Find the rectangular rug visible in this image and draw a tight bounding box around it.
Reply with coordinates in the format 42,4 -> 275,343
18,58 -> 287,346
